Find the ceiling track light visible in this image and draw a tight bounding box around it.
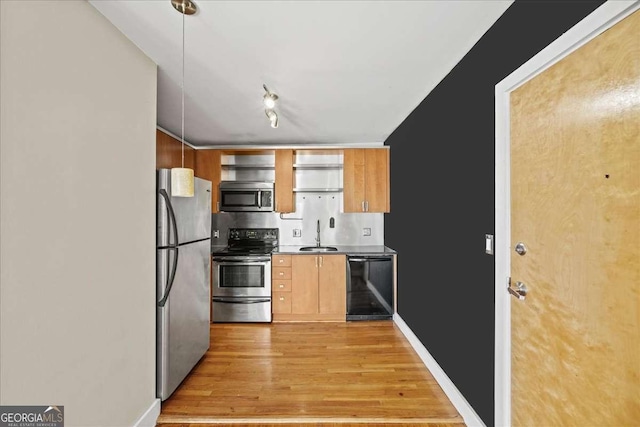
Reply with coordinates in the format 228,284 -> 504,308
263,84 -> 279,128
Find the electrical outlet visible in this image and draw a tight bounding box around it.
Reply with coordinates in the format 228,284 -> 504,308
362,228 -> 371,236
213,229 -> 220,238
293,229 -> 301,237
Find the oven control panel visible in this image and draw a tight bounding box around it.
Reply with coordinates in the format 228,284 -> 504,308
229,228 -> 279,242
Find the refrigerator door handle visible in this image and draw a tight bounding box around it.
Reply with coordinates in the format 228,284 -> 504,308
158,189 -> 179,248
158,246 -> 179,307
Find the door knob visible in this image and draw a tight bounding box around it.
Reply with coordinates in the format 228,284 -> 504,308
508,280 -> 528,300
515,242 -> 527,256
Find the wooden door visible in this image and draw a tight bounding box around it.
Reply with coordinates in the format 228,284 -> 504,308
291,255 -> 319,314
275,149 -> 294,213
364,148 -> 390,213
510,10 -> 639,426
343,149 -> 366,212
194,149 -> 221,213
318,254 -> 346,316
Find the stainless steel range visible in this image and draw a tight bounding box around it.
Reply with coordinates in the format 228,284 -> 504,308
211,228 -> 278,323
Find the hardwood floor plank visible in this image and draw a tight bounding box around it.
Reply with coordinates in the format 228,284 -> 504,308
157,321 -> 464,426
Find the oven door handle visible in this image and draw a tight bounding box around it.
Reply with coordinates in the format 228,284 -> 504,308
213,258 -> 271,263
212,297 -> 271,304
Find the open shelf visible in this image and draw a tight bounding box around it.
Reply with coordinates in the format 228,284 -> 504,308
293,188 -> 343,193
221,164 -> 275,169
293,164 -> 343,169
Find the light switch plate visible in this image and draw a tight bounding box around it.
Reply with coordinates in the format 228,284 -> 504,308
293,229 -> 301,237
363,228 -> 371,236
485,234 -> 494,255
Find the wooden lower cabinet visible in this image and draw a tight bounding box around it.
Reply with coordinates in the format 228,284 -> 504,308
273,254 -> 346,322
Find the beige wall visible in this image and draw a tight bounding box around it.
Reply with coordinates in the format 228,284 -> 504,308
0,1 -> 157,426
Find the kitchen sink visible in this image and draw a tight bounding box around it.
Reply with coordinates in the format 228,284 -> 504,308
299,246 -> 338,252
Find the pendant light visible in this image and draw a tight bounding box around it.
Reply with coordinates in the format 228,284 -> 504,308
170,0 -> 197,197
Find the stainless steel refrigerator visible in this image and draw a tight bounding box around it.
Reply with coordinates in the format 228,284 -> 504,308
156,169 -> 211,401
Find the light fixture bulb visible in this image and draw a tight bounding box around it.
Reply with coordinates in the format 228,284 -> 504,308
264,95 -> 276,109
266,109 -> 278,128
263,84 -> 279,128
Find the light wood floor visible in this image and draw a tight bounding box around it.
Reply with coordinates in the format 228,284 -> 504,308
157,321 -> 464,426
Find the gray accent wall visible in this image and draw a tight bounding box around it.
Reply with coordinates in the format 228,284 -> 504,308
0,2 -> 157,426
383,1 -> 605,425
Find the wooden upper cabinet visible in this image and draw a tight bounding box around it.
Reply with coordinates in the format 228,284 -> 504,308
275,149 -> 294,213
195,149 -> 222,213
156,129 -> 195,170
343,148 -> 390,213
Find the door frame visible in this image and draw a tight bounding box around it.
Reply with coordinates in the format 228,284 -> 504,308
493,1 -> 640,425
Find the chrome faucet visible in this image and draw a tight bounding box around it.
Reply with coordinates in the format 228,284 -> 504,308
315,219 -> 321,247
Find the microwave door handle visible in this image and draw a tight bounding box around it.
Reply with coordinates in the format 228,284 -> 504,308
257,190 -> 262,208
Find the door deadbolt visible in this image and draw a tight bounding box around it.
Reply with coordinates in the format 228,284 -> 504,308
515,242 -> 527,256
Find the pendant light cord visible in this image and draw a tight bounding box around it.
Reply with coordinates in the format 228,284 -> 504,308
181,9 -> 185,169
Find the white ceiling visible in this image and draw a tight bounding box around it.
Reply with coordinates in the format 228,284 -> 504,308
89,0 -> 512,148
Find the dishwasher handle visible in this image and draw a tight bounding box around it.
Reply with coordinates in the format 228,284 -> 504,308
348,256 -> 392,262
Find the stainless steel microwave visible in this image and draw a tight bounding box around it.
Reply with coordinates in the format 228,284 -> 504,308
218,181 -> 274,212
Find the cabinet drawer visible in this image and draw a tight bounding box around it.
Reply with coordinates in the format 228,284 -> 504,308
272,254 -> 291,267
273,291 -> 292,314
273,279 -> 291,292
272,267 -> 292,280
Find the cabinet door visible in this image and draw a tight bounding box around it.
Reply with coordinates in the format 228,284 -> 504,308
364,148 -> 390,213
318,255 -> 346,315
194,149 -> 221,213
156,129 -> 195,170
291,255 -> 318,314
275,149 -> 294,213
343,149 -> 366,212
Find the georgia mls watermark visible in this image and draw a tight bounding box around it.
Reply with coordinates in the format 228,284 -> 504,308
0,406 -> 64,427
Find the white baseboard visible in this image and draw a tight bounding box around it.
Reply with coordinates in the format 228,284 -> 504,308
393,314 -> 485,427
133,398 -> 161,427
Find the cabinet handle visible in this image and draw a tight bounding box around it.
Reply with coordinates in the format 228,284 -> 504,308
279,272 -> 284,276
279,296 -> 285,301
279,259 -> 284,263
361,201 -> 365,212
319,256 -> 323,267
279,284 -> 284,288
315,256 -> 318,267
365,201 -> 369,212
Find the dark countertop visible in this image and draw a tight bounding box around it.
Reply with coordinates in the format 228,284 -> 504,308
274,245 -> 396,255
211,245 -> 396,256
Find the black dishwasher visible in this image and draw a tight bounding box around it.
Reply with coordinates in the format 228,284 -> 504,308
346,255 -> 394,320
